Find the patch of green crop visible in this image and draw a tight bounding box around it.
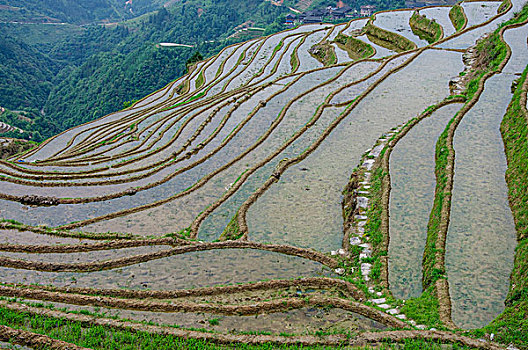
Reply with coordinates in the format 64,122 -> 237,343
400,286 -> 442,329
449,5 -> 466,32
482,64 -> 528,349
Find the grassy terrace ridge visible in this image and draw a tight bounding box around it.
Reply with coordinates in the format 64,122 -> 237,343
449,4 -> 467,32
309,41 -> 337,66
364,21 -> 418,53
409,11 -> 443,44
333,34 -> 376,60
1,1 -> 527,348
420,1 -> 528,330
0,302 -> 482,350
477,64 -> 528,349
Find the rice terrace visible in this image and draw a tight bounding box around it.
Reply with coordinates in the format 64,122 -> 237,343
1,0 -> 528,347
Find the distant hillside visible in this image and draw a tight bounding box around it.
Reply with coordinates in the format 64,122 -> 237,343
0,0 -> 168,24
0,0 -> 288,141
0,35 -> 58,111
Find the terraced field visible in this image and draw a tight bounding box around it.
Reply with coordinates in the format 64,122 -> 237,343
1,0 -> 528,348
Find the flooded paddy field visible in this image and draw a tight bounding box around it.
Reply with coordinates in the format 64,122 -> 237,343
1,0 -> 527,346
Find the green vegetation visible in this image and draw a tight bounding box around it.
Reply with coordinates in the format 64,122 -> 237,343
0,304 -> 477,349
363,166 -> 387,284
290,51 -> 299,72
365,22 -> 417,53
122,100 -> 139,109
333,34 -> 375,60
415,3 -> 528,330
208,318 -> 220,326
483,65 -> 528,349
0,0 -> 289,142
409,11 -> 443,44
309,41 -> 337,66
187,51 -> 205,67
0,139 -> 37,160
498,0 -> 510,14
0,0 -> 169,25
400,287 -> 442,329
220,213 -> 243,240
449,5 -> 467,32
195,72 -> 205,89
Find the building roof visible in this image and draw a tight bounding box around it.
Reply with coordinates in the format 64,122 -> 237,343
333,5 -> 353,14
303,15 -> 323,23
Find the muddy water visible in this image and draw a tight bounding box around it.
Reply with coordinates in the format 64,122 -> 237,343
0,71 -> 340,229
421,7 -> 456,38
502,23 -> 528,74
297,29 -> 330,71
198,64 -> 380,243
436,0 -> 522,52
247,49 -> 463,253
388,103 -> 462,299
447,76 -> 517,329
341,19 -> 369,36
0,229 -> 97,245
462,2 -> 501,27
0,245 -> 171,264
78,69 -> 346,235
0,249 -> 330,290
355,34 -> 396,58
446,23 -> 528,328
29,300 -> 386,335
374,10 -> 430,47
332,43 -> 351,63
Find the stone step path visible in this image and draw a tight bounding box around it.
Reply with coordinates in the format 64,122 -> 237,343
346,124 -> 431,331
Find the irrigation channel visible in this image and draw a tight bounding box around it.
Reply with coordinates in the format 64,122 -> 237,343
0,0 -> 527,347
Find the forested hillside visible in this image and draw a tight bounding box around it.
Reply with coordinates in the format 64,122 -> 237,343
0,0 -> 287,141
0,0 -> 412,142
0,0 -> 167,24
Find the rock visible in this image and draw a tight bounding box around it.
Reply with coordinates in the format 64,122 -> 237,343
377,304 -> 390,309
357,197 -> 369,208
338,248 -> 346,255
376,291 -> 383,296
396,314 -> 406,320
416,325 -> 426,330
334,268 -> 345,275
362,159 -> 375,170
361,263 -> 371,274
331,250 -> 337,256
124,188 -> 137,196
387,308 -> 399,315
355,215 -> 368,220
20,195 -> 59,206
369,144 -> 384,157
350,236 -> 361,245
359,252 -> 370,259
370,298 -> 386,304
